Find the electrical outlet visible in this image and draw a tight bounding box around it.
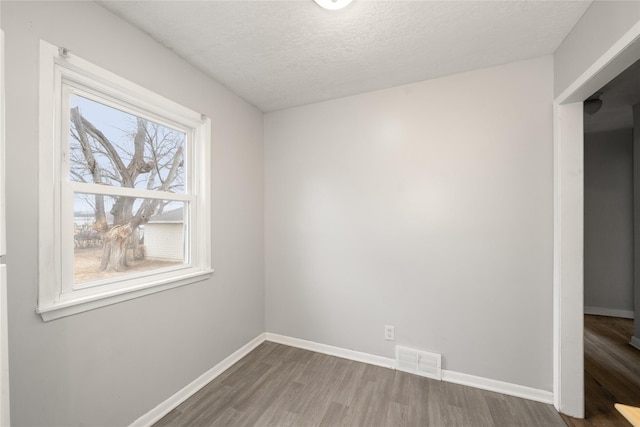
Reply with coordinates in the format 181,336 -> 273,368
385,325 -> 395,341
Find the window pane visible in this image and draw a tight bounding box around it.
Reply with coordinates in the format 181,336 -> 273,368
69,94 -> 185,193
73,193 -> 186,286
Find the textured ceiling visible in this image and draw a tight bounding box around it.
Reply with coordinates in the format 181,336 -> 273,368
98,0 -> 591,112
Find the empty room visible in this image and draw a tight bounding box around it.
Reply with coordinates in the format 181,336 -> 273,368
0,1 -> 639,426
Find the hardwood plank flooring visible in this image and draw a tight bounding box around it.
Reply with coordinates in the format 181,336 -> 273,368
561,315 -> 640,427
155,342 -> 565,427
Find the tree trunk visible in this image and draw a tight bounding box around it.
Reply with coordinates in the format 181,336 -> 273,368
99,224 -> 132,272
130,228 -> 144,261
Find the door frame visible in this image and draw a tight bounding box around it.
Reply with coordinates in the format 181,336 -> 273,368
553,24 -> 640,418
0,28 -> 9,426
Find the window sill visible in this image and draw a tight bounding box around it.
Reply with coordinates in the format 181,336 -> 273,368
36,269 -> 213,322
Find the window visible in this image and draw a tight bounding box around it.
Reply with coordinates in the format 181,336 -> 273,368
38,41 -> 212,321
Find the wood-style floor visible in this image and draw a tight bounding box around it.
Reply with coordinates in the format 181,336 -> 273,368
155,341 -> 565,427
561,315 -> 640,427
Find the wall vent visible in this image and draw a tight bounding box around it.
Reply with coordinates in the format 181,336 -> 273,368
395,346 -> 442,380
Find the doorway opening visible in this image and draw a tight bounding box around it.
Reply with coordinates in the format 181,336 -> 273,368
561,59 -> 640,426
553,30 -> 640,419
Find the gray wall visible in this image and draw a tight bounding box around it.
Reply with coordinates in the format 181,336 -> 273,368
265,56 -> 554,391
584,129 -> 634,315
2,2 -> 264,426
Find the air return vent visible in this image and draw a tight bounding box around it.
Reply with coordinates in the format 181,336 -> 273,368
395,346 -> 442,380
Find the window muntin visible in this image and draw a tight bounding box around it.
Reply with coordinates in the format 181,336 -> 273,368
38,41 -> 212,321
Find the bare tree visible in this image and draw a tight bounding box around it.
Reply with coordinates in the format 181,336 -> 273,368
70,105 -> 184,272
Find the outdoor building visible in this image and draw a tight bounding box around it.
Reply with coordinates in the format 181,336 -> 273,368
143,209 -> 184,262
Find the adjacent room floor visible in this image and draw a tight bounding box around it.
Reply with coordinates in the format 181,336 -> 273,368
562,315 -> 640,427
155,342 -> 565,427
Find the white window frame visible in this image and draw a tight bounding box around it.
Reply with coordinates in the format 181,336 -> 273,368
37,40 -> 212,321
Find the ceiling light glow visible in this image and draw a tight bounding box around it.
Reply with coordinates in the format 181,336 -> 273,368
313,0 -> 352,10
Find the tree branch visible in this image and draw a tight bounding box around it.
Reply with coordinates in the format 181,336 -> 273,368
80,116 -> 128,184
159,146 -> 183,192
127,117 -> 147,180
70,107 -> 107,231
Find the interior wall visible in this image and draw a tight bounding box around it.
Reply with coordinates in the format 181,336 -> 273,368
265,56 -> 554,391
2,2 -> 264,426
584,129 -> 634,316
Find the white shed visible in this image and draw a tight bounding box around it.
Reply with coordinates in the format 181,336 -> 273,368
143,209 -> 184,262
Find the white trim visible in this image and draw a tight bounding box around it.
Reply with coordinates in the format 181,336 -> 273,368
441,370 -> 554,405
264,333 -> 553,404
553,102 -> 562,411
130,333 -> 556,425
0,29 -> 5,259
630,336 -> 640,351
39,40 -> 63,308
37,270 -> 212,321
0,29 -> 8,427
57,50 -> 202,128
553,101 -> 585,418
265,333 -> 395,369
584,307 -> 634,319
68,182 -> 193,202
37,39 -> 212,320
556,22 -> 640,105
130,333 -> 266,427
554,21 -> 640,419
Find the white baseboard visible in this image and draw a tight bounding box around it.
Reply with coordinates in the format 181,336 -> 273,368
630,336 -> 640,351
265,333 -> 553,405
132,332 -> 554,425
584,306 -> 634,319
441,370 -> 554,404
130,333 -> 266,427
265,332 -> 395,369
